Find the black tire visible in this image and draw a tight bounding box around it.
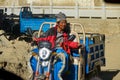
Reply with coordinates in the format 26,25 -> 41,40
94,65 -> 101,76
88,65 -> 101,80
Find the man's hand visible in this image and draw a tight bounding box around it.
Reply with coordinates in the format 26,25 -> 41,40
78,44 -> 85,49
31,41 -> 37,46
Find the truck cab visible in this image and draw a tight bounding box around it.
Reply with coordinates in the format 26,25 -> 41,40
19,7 -> 56,35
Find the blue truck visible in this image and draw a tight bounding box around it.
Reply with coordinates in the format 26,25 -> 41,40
19,7 -> 56,35
0,7 -> 56,36
29,22 -> 106,80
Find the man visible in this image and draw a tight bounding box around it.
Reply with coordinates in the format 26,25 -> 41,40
34,12 -> 82,52
33,12 -> 83,80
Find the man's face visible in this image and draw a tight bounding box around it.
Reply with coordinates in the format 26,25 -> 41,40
58,20 -> 67,31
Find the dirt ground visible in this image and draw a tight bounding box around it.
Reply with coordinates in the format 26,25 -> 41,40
0,19 -> 120,80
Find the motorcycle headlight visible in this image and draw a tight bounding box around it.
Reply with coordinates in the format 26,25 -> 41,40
42,61 -> 49,67
39,47 -> 51,60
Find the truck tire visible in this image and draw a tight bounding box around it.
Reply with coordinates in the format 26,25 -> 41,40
94,65 -> 101,76
89,65 -> 101,80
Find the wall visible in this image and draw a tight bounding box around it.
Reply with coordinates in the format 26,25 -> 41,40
67,18 -> 120,37
0,0 -> 103,6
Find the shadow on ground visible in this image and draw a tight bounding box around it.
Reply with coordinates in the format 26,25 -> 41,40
100,69 -> 120,80
0,68 -> 23,80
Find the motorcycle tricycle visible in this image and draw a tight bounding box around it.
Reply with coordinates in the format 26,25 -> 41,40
29,22 -> 105,80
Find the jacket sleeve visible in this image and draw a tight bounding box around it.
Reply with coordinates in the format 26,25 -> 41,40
33,27 -> 56,48
34,27 -> 55,41
68,41 -> 79,49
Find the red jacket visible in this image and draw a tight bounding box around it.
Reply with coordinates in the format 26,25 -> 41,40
34,25 -> 79,54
